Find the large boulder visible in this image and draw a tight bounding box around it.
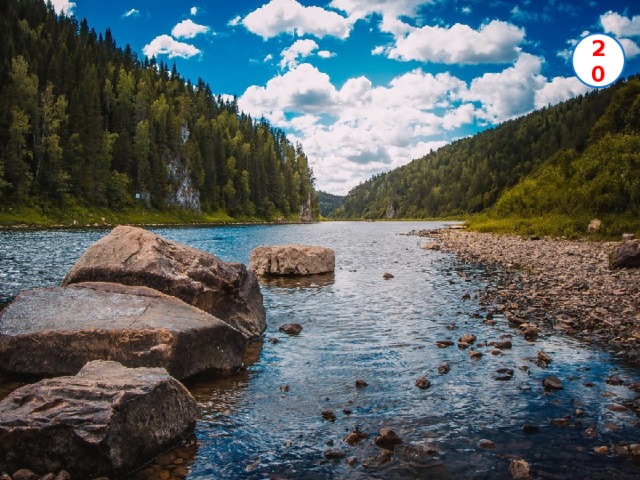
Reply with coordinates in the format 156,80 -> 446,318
62,226 -> 265,340
609,239 -> 640,269
249,245 -> 335,276
0,360 -> 198,478
0,282 -> 246,379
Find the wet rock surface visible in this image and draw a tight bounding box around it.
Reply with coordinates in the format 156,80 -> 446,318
0,282 -> 246,379
249,245 -> 335,277
0,361 -> 198,478
62,226 -> 265,340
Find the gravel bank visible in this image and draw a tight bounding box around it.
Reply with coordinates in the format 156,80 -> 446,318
426,230 -> 640,365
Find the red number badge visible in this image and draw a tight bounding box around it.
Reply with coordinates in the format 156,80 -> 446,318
573,34 -> 625,88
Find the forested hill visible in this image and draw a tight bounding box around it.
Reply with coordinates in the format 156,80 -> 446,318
333,74 -> 640,231
0,0 -> 317,223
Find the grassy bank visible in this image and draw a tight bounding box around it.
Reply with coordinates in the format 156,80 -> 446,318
465,213 -> 640,239
0,203 -> 302,229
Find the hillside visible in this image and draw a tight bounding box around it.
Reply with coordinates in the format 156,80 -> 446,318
317,191 -> 345,217
333,75 -> 640,235
0,0 -> 317,225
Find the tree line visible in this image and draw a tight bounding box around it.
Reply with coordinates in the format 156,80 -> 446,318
0,0 -> 317,220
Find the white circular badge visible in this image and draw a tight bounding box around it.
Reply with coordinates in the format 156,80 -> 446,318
573,34 -> 625,88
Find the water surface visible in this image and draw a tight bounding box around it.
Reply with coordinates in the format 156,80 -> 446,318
1,222 -> 639,479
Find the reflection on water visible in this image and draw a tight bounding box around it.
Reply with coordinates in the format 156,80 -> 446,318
1,222 -> 640,479
257,273 -> 335,289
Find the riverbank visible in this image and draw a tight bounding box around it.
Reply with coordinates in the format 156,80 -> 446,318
0,204 -> 309,230
429,229 -> 640,365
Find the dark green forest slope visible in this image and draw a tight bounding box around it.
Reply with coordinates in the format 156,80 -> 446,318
0,0 -> 317,225
334,75 -> 640,235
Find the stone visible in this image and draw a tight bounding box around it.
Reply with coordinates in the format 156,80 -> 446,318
495,368 -> 514,381
355,379 -> 368,388
594,446 -> 610,455
509,458 -> 531,479
344,428 -> 369,446
383,272 -> 394,280
609,239 -> 640,269
477,439 -> 496,449
458,333 -> 476,348
436,340 -> 454,348
542,376 -> 563,391
62,226 -> 265,340
421,242 -> 441,251
278,323 -> 302,335
323,449 -> 347,459
11,470 -> 37,480
493,340 -> 512,350
522,424 -> 539,434
321,409 -> 336,422
54,471 -> 71,480
415,376 -> 431,389
374,428 -> 402,450
39,474 -> 55,480
0,361 -> 198,478
0,282 -> 246,380
536,350 -> 552,367
587,218 -> 602,233
249,245 -> 335,277
438,362 -> 450,375
469,350 -> 483,360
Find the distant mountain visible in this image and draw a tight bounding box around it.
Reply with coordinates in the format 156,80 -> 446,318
333,75 -> 640,231
0,0 -> 316,221
317,191 -> 345,217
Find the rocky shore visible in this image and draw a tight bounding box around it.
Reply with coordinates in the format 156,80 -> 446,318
423,229 -> 640,365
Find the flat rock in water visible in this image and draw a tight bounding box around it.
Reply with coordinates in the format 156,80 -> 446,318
0,282 -> 246,379
0,360 -> 198,478
249,245 -> 335,277
62,226 -> 265,340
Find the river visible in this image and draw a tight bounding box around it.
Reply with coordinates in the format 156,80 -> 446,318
1,222 -> 639,479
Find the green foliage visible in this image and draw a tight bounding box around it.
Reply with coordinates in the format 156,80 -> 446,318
0,0 -> 317,223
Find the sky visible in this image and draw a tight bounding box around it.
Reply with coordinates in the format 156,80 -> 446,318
49,0 -> 640,195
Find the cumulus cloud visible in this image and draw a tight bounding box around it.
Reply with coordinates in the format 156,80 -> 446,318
535,77 -> 593,109
172,19 -> 210,39
318,50 -> 336,59
619,38 -> 640,59
243,0 -> 351,39
280,39 -> 319,69
329,0 -> 427,22
386,20 -> 525,64
50,0 -> 75,15
461,53 -> 546,123
143,35 -> 201,59
122,8 -> 140,18
601,11 -> 640,38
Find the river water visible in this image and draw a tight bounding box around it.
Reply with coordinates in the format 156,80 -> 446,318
1,222 -> 640,479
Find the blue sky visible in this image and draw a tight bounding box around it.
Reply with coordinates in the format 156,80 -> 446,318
50,0 -> 640,194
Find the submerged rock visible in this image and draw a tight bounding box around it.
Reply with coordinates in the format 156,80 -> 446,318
62,226 -> 265,340
0,282 -> 246,379
279,323 -> 303,335
542,376 -> 564,391
374,428 -> 402,450
249,245 -> 335,277
0,361 -> 198,478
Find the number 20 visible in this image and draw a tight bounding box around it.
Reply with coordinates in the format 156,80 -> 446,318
592,40 -> 605,82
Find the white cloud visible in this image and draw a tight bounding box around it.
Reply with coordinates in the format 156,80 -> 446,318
122,8 -> 140,18
190,6 -> 198,16
172,19 -> 210,39
461,6 -> 472,15
50,0 -> 75,15
371,46 -> 386,55
461,53 -> 546,122
619,38 -> 640,59
318,50 -> 336,59
264,53 -> 274,63
280,39 -> 319,69
329,0 -> 427,22
228,15 -> 242,27
143,35 -> 201,59
535,77 -> 592,109
387,20 -> 525,64
243,0 -> 351,39
601,11 -> 640,38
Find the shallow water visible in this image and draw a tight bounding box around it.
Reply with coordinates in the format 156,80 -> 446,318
1,222 -> 640,479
